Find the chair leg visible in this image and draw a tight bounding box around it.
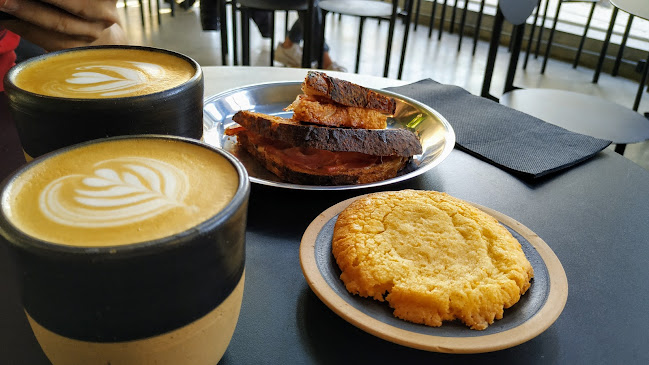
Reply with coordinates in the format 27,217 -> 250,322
481,8 -> 504,101
384,1 -> 399,77
633,51 -> 649,111
355,17 -> 366,73
612,14 -> 634,76
541,0 -> 561,75
138,0 -> 146,26
232,2 -> 239,65
593,7 -> 618,84
450,0 -> 458,34
573,2 -> 596,69
219,0 -> 229,65
414,0 -> 421,31
472,0 -> 485,56
170,0 -> 175,17
534,0 -> 550,58
438,0 -> 448,41
302,4 -> 313,68
148,0 -> 154,21
241,8 -> 250,66
318,10 -> 327,69
457,0 -> 469,52
270,12 -> 276,66
505,23 -> 525,93
156,0 -> 161,25
523,0 -> 541,69
428,0 -> 438,38
398,0 -> 414,79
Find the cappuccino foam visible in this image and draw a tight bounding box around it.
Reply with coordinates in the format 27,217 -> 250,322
13,49 -> 195,98
2,139 -> 238,246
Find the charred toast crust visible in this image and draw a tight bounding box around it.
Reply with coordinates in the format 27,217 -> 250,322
303,71 -> 397,114
234,132 -> 410,185
233,111 -> 422,157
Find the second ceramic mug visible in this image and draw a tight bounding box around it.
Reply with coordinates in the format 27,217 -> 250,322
0,135 -> 249,365
3,45 -> 204,160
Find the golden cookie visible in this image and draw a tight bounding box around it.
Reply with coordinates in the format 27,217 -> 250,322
332,190 -> 534,330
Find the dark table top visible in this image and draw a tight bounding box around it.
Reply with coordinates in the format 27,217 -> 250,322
2,69 -> 649,364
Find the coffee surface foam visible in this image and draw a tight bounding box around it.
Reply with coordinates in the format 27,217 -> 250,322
3,139 -> 238,246
14,49 -> 195,98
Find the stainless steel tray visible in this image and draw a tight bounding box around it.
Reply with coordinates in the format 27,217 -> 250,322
203,81 -> 455,191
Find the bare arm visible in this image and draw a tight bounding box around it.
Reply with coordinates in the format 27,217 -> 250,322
0,0 -> 128,51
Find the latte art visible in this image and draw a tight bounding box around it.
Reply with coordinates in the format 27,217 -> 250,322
62,63 -> 166,97
3,138 -> 239,246
40,157 -> 193,228
13,49 -> 196,98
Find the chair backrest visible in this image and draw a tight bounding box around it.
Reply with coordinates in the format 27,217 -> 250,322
500,0 -> 536,25
481,0 -> 536,101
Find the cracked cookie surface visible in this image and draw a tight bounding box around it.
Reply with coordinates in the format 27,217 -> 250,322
331,190 -> 534,330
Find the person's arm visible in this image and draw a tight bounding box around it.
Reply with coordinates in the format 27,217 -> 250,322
0,0 -> 127,51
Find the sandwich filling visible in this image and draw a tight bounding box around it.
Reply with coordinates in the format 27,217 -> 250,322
226,126 -> 406,177
287,95 -> 388,130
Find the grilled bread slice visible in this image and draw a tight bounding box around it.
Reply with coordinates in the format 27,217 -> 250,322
301,71 -> 396,114
227,127 -> 410,185
232,110 -> 422,157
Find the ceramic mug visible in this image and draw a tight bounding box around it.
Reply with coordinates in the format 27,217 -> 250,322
0,135 -> 249,365
3,45 -> 204,160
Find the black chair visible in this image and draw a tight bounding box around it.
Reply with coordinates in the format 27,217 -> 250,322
525,0 -> 631,82
317,0 -> 414,78
199,0 -> 230,66
232,0 -> 314,67
607,0 -> 649,113
123,0 -> 168,26
413,0 -> 486,55
539,0 -> 598,74
482,0 -> 649,155
591,5 -> 643,105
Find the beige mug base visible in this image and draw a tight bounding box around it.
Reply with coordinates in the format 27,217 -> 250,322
26,272 -> 245,365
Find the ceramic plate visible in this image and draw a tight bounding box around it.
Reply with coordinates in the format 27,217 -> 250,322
203,81 -> 455,191
300,195 -> 568,353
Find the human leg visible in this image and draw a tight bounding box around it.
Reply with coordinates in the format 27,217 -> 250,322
276,5 -> 345,71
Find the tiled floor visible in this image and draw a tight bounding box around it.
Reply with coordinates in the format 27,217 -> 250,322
117,1 -> 649,170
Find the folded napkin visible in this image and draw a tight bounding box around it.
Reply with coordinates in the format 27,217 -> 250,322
386,80 -> 611,179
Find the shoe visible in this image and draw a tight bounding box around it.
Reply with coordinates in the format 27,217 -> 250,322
274,43 -> 302,68
325,62 -> 347,73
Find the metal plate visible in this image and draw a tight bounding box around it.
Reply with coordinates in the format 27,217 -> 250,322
203,81 -> 455,191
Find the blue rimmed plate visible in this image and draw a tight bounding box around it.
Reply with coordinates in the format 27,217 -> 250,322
300,195 -> 568,353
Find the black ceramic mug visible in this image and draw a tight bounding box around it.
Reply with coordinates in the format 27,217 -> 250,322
3,45 -> 204,160
0,135 -> 249,365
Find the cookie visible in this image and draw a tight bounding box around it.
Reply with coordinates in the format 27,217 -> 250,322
332,190 -> 534,330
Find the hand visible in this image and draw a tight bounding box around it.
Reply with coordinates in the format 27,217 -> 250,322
0,0 -> 128,51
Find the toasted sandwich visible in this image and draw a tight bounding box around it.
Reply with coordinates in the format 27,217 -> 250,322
225,72 -> 422,185
287,71 -> 396,129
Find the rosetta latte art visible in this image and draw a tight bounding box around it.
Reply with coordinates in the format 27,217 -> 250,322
53,62 -> 166,97
39,157 -> 192,228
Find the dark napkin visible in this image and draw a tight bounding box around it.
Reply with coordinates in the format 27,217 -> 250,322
386,79 -> 612,179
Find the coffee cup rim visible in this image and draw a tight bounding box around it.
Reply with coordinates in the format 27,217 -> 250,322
2,45 -> 203,102
0,135 -> 250,258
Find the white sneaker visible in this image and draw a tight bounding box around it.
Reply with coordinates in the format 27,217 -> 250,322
325,62 -> 347,73
274,43 -> 302,68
